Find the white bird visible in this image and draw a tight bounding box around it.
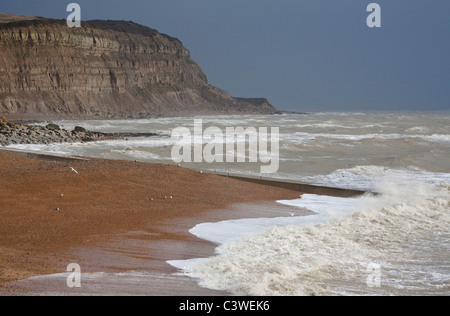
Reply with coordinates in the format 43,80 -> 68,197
200,171 -> 203,174
70,167 -> 79,174
289,212 -> 296,217
60,194 -> 64,198
170,196 -> 173,199
56,208 -> 60,211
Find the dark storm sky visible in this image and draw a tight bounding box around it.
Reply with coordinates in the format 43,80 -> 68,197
1,0 -> 449,111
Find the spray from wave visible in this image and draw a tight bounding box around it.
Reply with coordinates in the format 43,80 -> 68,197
172,178 -> 450,296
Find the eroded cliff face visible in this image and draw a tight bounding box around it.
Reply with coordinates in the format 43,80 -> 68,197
0,16 -> 277,118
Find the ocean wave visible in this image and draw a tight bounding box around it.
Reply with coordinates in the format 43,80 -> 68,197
422,134 -> 450,143
170,178 -> 450,296
300,166 -> 450,191
289,132 -> 450,143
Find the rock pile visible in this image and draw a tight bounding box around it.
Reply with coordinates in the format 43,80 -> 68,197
0,117 -> 112,146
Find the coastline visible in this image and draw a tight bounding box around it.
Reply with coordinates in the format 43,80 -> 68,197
0,116 -> 161,146
0,119 -> 448,296
0,150 -> 304,295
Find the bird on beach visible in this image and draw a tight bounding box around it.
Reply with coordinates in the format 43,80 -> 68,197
290,212 -> 296,217
70,167 -> 79,174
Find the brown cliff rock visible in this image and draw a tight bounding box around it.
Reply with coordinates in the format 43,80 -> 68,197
0,15 -> 278,119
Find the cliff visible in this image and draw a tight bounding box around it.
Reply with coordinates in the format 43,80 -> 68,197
0,14 -> 278,119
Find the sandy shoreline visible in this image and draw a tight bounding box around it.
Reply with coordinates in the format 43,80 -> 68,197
0,151 -> 303,295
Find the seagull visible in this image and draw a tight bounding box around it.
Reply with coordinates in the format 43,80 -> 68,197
289,212 -> 296,217
170,196 -> 173,199
70,167 -> 79,174
60,194 -> 64,198
56,208 -> 60,211
150,198 -> 154,201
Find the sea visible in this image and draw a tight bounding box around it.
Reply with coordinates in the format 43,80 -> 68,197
8,112 -> 450,296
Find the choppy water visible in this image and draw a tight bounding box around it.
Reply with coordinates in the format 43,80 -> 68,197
10,112 -> 450,181
7,112 -> 450,295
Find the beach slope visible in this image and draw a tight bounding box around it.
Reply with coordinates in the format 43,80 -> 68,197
0,151 -> 300,293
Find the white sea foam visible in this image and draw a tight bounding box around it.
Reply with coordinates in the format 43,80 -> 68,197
290,132 -> 450,143
300,166 -> 450,191
169,177 -> 450,296
422,134 -> 450,143
406,126 -> 430,133
186,212 -> 330,246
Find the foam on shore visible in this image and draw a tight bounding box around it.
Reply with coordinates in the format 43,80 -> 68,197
169,177 -> 450,296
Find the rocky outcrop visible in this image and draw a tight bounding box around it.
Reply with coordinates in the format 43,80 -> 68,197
0,15 -> 278,118
0,116 -> 158,146
234,98 -> 279,113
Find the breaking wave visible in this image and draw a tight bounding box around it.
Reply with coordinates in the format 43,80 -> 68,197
170,178 -> 450,296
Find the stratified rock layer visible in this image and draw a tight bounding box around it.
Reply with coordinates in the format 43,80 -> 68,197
0,15 -> 277,118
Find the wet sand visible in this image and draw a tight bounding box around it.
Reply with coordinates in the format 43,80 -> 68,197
0,151 -> 302,295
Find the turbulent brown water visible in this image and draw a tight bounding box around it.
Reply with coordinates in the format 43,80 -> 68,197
8,112 -> 450,295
